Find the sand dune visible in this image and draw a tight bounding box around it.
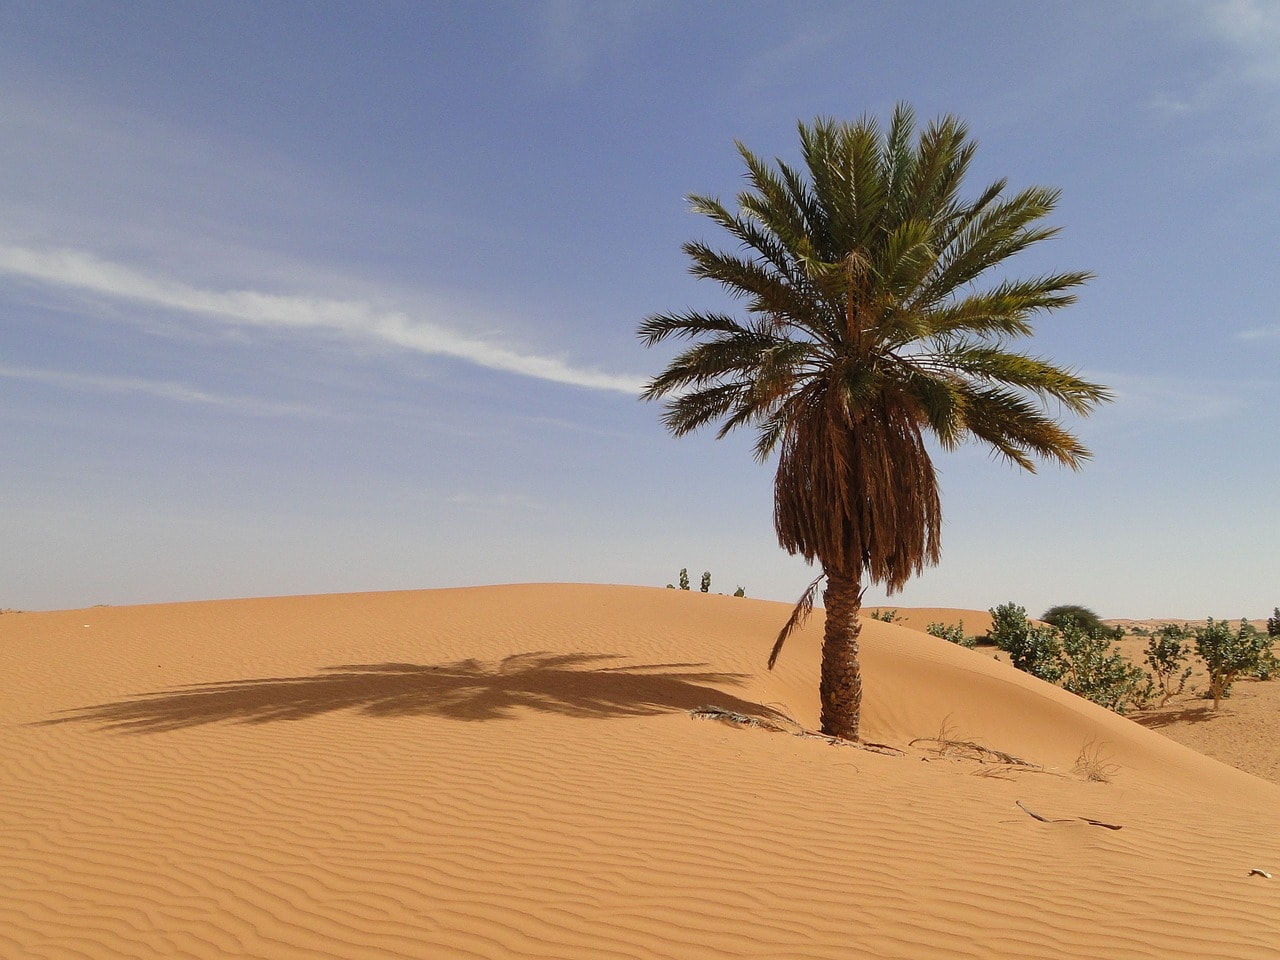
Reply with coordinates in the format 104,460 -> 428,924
3,583 -> 1278,959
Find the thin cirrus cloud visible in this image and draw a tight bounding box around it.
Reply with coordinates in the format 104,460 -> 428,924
1235,326 -> 1280,342
0,245 -> 646,396
0,364 -> 323,417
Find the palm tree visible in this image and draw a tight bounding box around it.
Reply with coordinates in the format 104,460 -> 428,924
638,104 -> 1111,741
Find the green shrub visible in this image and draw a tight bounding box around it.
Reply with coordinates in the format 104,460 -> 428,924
700,570 -> 711,593
987,603 -> 1065,682
1195,617 -> 1272,709
987,602 -> 1030,647
1268,608 -> 1280,640
732,586 -> 746,598
1056,619 -> 1148,714
678,568 -> 690,591
1041,604 -> 1105,634
1243,618 -> 1278,680
870,608 -> 899,623
926,621 -> 976,649
1143,625 -> 1193,706
1246,644 -> 1279,681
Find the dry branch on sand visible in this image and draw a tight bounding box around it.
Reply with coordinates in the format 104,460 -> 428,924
908,719 -> 1043,774
689,705 -> 905,756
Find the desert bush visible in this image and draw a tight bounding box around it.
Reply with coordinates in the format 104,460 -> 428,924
733,586 -> 746,598
1241,619 -> 1279,680
1056,619 -> 1149,714
1195,617 -> 1271,709
987,603 -> 1062,681
1143,625 -> 1193,706
1042,604 -> 1105,634
1246,644 -> 1279,681
869,608 -> 899,623
678,568 -> 690,590
926,621 -> 976,649
1074,740 -> 1120,783
1269,607 -> 1280,640
987,602 -> 1031,647
700,570 -> 711,593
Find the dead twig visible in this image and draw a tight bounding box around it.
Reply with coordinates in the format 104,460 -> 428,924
909,719 -> 1041,770
1016,800 -> 1122,830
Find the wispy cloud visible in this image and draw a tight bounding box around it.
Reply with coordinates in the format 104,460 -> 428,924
1204,0 -> 1280,83
1100,371 -> 1259,424
1151,0 -> 1280,115
1235,325 -> 1280,342
0,245 -> 646,395
531,0 -> 658,88
0,364 -> 323,417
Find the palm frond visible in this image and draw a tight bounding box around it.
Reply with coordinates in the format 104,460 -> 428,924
767,572 -> 826,669
957,384 -> 1095,470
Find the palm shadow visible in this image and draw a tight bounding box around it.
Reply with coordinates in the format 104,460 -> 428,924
37,651 -> 779,734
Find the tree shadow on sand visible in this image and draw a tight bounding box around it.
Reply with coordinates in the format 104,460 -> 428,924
1131,703 -> 1223,729
37,651 -> 781,734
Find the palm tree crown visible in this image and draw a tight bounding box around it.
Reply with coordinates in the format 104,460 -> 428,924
638,105 -> 1110,739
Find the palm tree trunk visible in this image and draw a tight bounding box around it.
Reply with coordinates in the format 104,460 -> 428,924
820,572 -> 863,740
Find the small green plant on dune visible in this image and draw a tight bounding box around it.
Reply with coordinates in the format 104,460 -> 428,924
1143,624 -> 1194,706
869,608 -> 900,623
1195,617 -> 1271,709
666,570 -> 745,596
926,621 -> 976,649
987,602 -> 1064,683
987,602 -> 1031,647
1268,607 -> 1280,640
1055,618 -> 1148,714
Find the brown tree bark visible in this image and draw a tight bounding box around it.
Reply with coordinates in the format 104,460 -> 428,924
819,572 -> 863,740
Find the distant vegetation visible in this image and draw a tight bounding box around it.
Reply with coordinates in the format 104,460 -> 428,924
1041,604 -> 1122,640
986,602 -> 1278,715
926,621 -> 975,649
665,569 -> 745,597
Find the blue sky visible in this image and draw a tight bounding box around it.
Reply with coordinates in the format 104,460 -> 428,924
2,1 -> 1277,617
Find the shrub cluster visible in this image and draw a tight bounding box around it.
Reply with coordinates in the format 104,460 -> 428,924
926,620 -> 976,649
665,569 -> 745,597
985,602 -> 1279,715
1195,617 -> 1272,708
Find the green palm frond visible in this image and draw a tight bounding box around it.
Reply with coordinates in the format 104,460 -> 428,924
638,101 -> 1110,613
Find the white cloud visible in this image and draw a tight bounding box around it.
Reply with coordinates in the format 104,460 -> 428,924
0,364 -> 323,417
1099,371 -> 1257,424
1235,325 -> 1280,341
1204,0 -> 1280,83
0,245 -> 646,395
1151,0 -> 1280,115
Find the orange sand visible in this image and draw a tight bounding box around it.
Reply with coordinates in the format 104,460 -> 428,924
3,584 -> 1278,959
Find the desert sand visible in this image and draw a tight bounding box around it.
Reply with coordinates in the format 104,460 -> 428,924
2,583 -> 1278,959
